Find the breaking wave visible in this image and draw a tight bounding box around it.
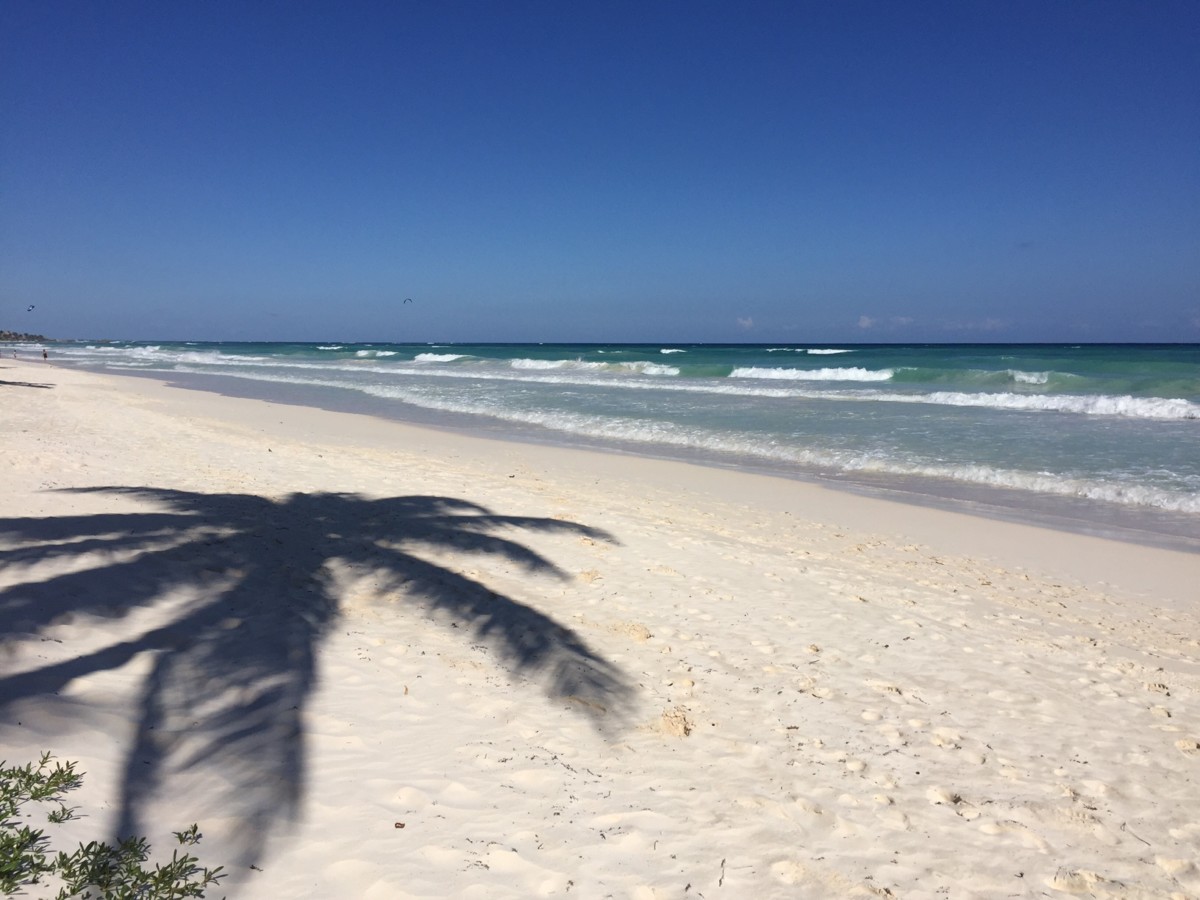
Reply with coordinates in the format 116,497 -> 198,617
730,366 -> 894,382
869,390 -> 1200,420
510,358 -> 679,376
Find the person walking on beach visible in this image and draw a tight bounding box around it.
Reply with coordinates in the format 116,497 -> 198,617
42,349 -> 47,360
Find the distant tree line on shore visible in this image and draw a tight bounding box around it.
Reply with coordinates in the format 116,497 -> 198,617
1,329 -> 48,342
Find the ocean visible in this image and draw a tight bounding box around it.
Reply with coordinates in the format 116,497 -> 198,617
24,340 -> 1200,550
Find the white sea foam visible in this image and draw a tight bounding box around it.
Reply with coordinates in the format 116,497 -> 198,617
856,460 -> 1200,513
1009,369 -> 1049,385
317,345 -> 344,351
75,345 -> 274,366
880,390 -> 1200,420
54,342 -> 1200,519
86,344 -> 162,353
763,348 -> 852,354
511,358 -> 591,370
414,353 -> 467,362
351,382 -> 1200,513
408,371 -> 1199,420
660,348 -> 686,354
711,384 -> 1199,421
150,360 -> 1200,515
60,344 -> 1198,423
730,366 -> 894,382
628,362 -> 680,375
510,357 -> 678,376
361,383 -> 812,461
146,354 -> 1200,422
639,380 -> 1198,421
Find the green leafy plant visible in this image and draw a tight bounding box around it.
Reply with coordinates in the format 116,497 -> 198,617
1,753 -> 224,899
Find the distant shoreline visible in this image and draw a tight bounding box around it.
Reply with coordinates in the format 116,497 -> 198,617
5,336 -> 1200,347
2,357 -> 1198,898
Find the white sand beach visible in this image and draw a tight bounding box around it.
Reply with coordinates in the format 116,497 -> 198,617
2,360 -> 1198,899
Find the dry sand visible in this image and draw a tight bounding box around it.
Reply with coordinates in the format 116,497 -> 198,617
2,359 -> 1199,899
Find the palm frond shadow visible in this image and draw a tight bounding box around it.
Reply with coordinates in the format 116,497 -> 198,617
0,487 -> 634,864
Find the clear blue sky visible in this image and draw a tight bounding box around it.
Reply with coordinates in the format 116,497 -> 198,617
3,1 -> 1197,343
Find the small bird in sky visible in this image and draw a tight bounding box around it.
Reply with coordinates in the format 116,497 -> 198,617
27,304 -> 35,311
404,298 -> 413,304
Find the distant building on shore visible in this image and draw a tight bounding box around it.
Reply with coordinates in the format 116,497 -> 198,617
0,330 -> 49,342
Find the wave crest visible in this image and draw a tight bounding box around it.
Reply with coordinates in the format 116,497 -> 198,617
510,358 -> 679,376
918,390 -> 1200,420
1009,369 -> 1049,385
730,366 -> 894,382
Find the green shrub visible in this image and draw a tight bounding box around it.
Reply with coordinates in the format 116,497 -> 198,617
1,753 -> 224,899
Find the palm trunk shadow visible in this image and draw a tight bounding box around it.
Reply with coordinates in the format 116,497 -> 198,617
0,487 -> 635,868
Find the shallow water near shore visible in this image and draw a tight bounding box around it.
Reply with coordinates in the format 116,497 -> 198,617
27,340 -> 1200,551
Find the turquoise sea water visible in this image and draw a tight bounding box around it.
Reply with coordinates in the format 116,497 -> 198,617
24,340 -> 1200,547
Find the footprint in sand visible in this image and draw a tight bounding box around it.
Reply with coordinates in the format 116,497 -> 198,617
930,727 -> 962,750
1175,738 -> 1200,757
1156,857 -> 1200,892
1047,868 -> 1125,895
843,757 -> 867,774
979,818 -> 1050,851
878,806 -> 911,831
770,859 -> 888,894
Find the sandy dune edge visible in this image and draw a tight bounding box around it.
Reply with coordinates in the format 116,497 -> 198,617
2,361 -> 1198,899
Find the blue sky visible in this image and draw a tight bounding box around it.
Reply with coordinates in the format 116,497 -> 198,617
2,1 -> 1197,343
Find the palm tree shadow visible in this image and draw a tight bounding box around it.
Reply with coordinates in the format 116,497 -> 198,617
0,487 -> 634,865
